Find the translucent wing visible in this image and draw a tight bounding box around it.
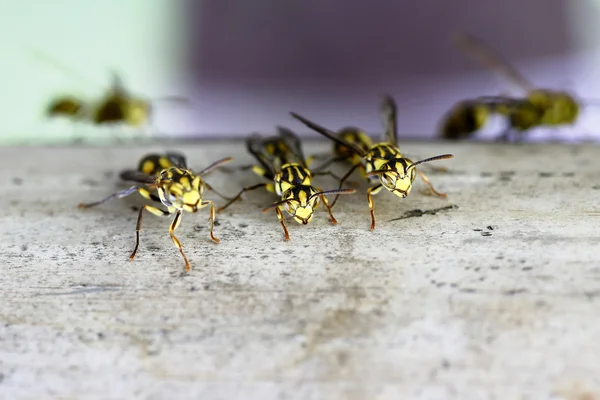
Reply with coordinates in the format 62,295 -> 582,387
454,33 -> 535,92
164,152 -> 187,169
380,95 -> 398,146
277,126 -> 307,166
246,133 -> 277,178
119,170 -> 157,184
109,70 -> 130,95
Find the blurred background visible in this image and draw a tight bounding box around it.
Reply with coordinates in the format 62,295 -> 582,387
3,0 -> 600,144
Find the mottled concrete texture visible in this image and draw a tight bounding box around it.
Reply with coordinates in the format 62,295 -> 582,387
1,142 -> 600,399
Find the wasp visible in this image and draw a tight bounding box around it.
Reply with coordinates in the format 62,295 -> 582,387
78,152 -> 232,271
30,47 -> 187,131
439,33 -> 580,141
291,95 -> 454,231
47,72 -> 188,130
217,127 -> 355,240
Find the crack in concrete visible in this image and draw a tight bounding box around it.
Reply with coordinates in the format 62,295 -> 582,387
388,204 -> 458,222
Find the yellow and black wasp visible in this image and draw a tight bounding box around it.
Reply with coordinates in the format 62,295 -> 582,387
291,95 -> 454,231
30,47 -> 187,132
217,127 -> 355,240
439,33 -> 580,141
78,152 -> 232,271
47,72 -> 189,130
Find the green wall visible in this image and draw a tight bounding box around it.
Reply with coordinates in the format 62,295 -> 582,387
0,0 -> 184,144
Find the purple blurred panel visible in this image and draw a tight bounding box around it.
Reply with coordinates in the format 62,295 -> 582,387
187,0 -> 569,85
180,0 -> 571,138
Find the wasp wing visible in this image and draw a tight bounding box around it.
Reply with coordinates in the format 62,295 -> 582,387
380,95 -> 398,146
246,133 -> 277,178
277,126 -> 307,167
454,33 -> 535,93
164,152 -> 188,169
109,70 -> 130,95
119,170 -> 157,184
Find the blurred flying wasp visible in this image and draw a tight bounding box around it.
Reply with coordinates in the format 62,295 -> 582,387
46,72 -> 189,131
439,33 -> 580,141
78,152 -> 232,272
30,47 -> 189,132
217,127 -> 355,240
291,95 -> 454,231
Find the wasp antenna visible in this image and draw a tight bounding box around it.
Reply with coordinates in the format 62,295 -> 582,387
262,199 -> 289,212
199,157 -> 233,175
407,154 -> 454,171
365,170 -> 385,177
310,188 -> 356,200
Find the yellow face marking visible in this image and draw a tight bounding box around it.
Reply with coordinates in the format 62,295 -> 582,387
386,172 -> 413,198
281,187 -> 319,225
178,176 -> 190,190
182,191 -> 200,205
291,205 -> 314,224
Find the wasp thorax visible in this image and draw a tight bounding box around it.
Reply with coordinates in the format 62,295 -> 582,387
275,164 -> 312,195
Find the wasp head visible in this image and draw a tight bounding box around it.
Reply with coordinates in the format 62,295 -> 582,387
281,186 -> 320,225
369,160 -> 417,198
159,168 -> 204,212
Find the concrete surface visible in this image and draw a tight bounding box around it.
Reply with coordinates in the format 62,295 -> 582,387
1,141 -> 600,400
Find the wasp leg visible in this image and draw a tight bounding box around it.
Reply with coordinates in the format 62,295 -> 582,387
275,206 -> 291,241
168,209 -> 192,271
217,183 -> 269,213
320,193 -> 338,225
330,163 -> 362,208
78,186 -> 139,208
406,154 -> 449,174
200,200 -> 220,243
367,184 -> 384,231
417,170 -> 447,198
130,204 -> 173,262
204,182 -> 234,201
